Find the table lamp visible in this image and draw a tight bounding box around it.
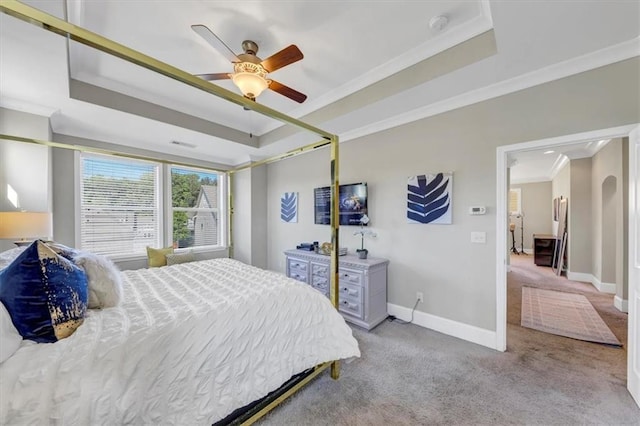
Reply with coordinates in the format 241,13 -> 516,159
0,211 -> 53,246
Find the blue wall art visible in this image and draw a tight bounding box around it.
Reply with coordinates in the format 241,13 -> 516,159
407,173 -> 453,224
280,192 -> 298,223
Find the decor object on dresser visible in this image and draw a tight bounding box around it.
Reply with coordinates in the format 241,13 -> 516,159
0,211 -> 53,246
407,173 -> 452,224
353,214 -> 376,259
280,192 -> 298,223
285,249 -> 389,330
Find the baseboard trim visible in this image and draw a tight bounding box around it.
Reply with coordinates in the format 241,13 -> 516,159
567,271 -> 616,294
614,296 -> 629,313
387,303 -> 497,350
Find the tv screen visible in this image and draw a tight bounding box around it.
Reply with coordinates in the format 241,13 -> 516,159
314,183 -> 368,225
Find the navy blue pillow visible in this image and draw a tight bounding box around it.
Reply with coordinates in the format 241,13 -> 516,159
0,240 -> 88,343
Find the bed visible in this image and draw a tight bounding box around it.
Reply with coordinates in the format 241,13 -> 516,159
0,256 -> 359,424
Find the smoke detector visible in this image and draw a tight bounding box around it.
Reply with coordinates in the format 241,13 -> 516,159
429,15 -> 449,32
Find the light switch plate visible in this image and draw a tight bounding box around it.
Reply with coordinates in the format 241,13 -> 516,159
471,231 -> 486,243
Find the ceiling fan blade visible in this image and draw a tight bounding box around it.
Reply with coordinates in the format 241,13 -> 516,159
260,45 -> 303,73
195,73 -> 231,81
269,80 -> 307,103
191,24 -> 240,63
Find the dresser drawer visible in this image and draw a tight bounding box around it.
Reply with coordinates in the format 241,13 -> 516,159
289,271 -> 308,283
288,259 -> 308,273
339,269 -> 362,286
339,281 -> 362,301
311,263 -> 329,278
311,276 -> 328,291
339,297 -> 362,319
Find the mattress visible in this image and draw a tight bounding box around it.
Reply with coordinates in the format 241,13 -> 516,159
0,258 -> 360,424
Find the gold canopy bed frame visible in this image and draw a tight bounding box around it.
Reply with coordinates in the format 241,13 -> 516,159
0,0 -> 343,423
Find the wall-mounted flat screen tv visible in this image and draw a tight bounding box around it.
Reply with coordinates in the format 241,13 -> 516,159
314,182 -> 368,226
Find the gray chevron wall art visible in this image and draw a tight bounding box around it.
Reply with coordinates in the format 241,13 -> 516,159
407,173 -> 453,224
280,192 -> 298,223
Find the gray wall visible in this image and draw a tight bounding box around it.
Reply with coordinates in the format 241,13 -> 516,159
591,138 -> 628,299
568,158 -> 593,275
510,182 -> 552,251
0,109 -> 52,251
231,166 -> 268,269
265,57 -> 639,333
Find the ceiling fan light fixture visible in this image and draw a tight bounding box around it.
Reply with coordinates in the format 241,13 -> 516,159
232,62 -> 270,99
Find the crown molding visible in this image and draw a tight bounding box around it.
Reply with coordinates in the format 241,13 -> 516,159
339,37 -> 640,144
549,154 -> 569,181
0,97 -> 59,118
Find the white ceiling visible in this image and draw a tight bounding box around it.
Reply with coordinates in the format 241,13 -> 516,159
510,139 -> 611,184
1,0 -> 639,169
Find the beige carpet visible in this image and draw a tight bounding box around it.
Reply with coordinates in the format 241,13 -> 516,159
521,286 -> 621,346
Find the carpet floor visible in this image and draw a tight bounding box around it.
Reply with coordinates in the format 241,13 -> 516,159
259,254 -> 639,425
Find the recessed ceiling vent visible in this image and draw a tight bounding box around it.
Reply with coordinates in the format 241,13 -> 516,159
171,140 -> 197,148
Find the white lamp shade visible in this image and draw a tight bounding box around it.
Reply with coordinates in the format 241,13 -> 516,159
0,212 -> 53,240
232,72 -> 269,98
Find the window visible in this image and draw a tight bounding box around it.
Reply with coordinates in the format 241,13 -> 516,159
171,166 -> 220,248
78,154 -> 224,257
509,188 -> 522,215
79,154 -> 160,256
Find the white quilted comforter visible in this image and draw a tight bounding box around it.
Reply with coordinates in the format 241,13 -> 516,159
0,258 -> 360,425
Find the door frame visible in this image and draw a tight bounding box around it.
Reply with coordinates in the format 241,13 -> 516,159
495,123 -> 637,352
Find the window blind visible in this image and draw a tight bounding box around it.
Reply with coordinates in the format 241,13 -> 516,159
509,188 -> 521,215
80,155 -> 160,256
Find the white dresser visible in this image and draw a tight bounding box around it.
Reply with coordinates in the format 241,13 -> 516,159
284,249 -> 389,330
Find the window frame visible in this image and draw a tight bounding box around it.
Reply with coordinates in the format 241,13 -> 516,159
165,164 -> 227,252
76,152 -> 226,260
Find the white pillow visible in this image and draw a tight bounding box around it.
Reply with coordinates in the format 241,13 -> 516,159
0,247 -> 27,271
0,302 -> 22,363
72,251 -> 123,309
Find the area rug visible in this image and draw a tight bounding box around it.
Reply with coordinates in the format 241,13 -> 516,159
521,287 -> 621,346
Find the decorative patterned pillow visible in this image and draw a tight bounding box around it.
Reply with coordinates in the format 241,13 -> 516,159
0,240 -> 88,343
45,242 -> 122,309
146,246 -> 174,268
165,251 -> 196,266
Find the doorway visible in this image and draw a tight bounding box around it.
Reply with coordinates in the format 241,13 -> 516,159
495,123 -> 638,406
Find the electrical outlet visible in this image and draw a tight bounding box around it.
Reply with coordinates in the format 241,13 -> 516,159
417,292 -> 424,303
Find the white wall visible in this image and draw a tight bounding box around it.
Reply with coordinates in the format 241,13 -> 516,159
266,57 -> 639,335
0,109 -> 52,251
510,182 -> 552,251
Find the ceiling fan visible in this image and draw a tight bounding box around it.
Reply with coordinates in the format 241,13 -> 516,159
191,24 -> 307,104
